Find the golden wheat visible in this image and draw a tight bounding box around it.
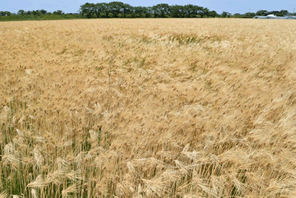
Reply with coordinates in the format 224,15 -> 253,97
1,18 -> 296,197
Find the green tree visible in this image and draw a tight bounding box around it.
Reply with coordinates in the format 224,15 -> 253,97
221,11 -> 231,18
256,10 -> 268,16
17,10 -> 25,15
92,3 -> 103,18
208,10 -> 219,18
103,3 -> 112,18
243,12 -> 255,18
233,13 -> 242,18
32,10 -> 40,18
170,5 -> 186,18
145,7 -> 153,18
183,5 -> 204,18
184,4 -> 195,17
4,11 -> 11,16
53,10 -> 64,15
201,7 -> 209,17
40,9 -> 47,15
133,6 -> 148,18
152,4 -> 170,18
280,10 -> 288,16
80,3 -> 94,18
118,3 -> 132,17
108,1 -> 125,18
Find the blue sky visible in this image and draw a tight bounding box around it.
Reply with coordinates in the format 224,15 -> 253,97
2,0 -> 296,14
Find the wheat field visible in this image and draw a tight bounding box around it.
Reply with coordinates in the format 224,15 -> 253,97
1,19 -> 296,197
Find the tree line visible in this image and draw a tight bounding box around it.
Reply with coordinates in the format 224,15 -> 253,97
0,9 -> 66,17
79,2 -> 292,18
79,2 -> 219,18
0,1 -> 293,19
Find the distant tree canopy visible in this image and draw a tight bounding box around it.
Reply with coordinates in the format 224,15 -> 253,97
53,10 -> 64,15
79,2 -> 293,18
0,3 -> 294,20
79,2 -> 218,18
17,10 -> 25,15
0,11 -> 12,16
4,9 -> 68,16
221,11 -> 232,18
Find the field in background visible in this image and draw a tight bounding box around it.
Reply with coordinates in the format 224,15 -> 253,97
1,19 -> 296,197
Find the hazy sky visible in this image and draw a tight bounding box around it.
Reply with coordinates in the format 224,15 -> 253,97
2,0 -> 296,14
